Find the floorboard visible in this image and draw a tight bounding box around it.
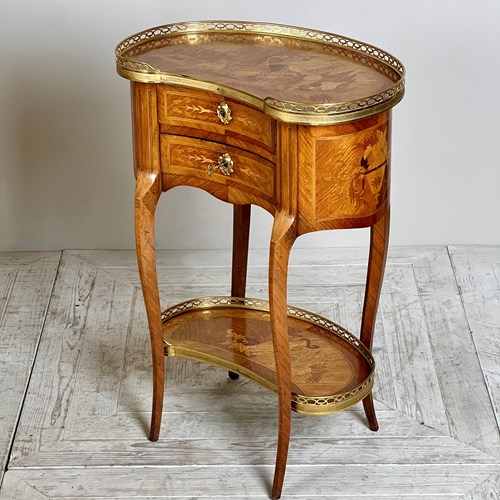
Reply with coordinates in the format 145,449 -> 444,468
1,465 -> 498,498
0,252 -> 60,478
449,245 -> 500,432
1,247 -> 499,498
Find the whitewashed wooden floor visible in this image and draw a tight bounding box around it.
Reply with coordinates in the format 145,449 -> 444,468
0,246 -> 498,499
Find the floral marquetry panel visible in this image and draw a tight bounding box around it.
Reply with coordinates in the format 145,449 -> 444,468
298,111 -> 391,233
161,298 -> 374,414
124,32 -> 396,102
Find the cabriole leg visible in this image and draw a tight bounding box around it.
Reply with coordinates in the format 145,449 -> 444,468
269,213 -> 296,500
135,171 -> 164,441
360,208 -> 390,432
228,204 -> 251,380
231,204 -> 251,297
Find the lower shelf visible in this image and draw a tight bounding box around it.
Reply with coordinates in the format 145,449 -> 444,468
161,296 -> 374,415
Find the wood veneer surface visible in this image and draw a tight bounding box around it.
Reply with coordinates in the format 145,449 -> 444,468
163,307 -> 371,398
126,33 -> 398,105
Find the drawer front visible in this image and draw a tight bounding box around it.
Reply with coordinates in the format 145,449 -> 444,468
161,135 -> 276,209
157,86 -> 275,154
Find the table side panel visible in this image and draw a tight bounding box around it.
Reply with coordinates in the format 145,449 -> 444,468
131,83 -> 161,180
297,111 -> 391,233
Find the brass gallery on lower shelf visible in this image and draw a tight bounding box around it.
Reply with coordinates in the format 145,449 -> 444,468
161,296 -> 375,415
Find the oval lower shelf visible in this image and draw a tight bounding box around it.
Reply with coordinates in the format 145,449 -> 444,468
161,296 -> 374,415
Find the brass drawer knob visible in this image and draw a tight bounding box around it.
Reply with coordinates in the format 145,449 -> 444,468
216,102 -> 232,125
207,153 -> 234,176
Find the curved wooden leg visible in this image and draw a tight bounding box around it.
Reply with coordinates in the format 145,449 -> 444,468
228,204 -> 251,380
135,171 -> 164,442
231,204 -> 251,298
360,208 -> 390,432
269,212 -> 296,500
362,393 -> 379,432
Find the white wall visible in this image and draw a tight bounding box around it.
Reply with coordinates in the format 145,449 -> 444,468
1,0 -> 499,251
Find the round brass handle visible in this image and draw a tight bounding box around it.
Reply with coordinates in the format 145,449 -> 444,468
216,102 -> 232,125
207,153 -> 234,176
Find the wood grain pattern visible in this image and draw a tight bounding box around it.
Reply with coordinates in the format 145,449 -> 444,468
158,85 -> 276,156
463,472 -> 500,500
449,246 -> 500,433
40,247 -> 496,460
139,79 -> 392,498
126,31 -> 399,105
231,204 -> 251,298
161,134 -> 277,213
4,248 -> 500,499
132,82 -> 164,441
268,122 -> 300,497
2,465 -> 499,498
0,253 -> 59,475
267,214 -> 296,498
412,247 -> 500,457
360,209 -> 390,431
297,111 -> 390,234
9,252 -> 100,464
5,433 -> 497,467
229,204 -> 251,380
163,305 -> 371,399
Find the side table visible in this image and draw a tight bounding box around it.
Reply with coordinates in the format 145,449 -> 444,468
116,21 -> 405,499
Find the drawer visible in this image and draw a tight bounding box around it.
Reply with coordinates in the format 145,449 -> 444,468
161,135 -> 276,210
157,86 -> 275,156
